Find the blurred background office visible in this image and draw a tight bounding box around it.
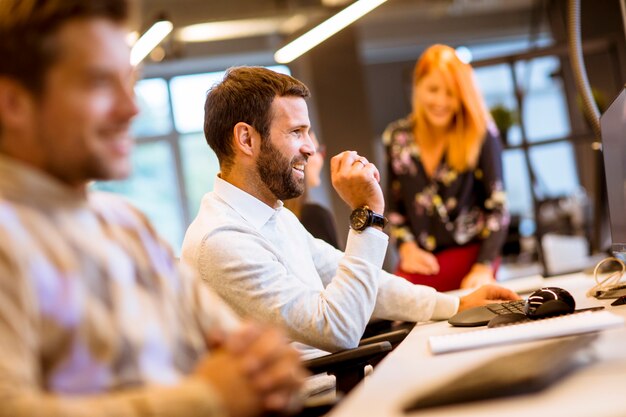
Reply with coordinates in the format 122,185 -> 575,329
95,0 -> 626,279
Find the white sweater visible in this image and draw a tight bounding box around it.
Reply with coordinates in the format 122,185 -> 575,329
181,177 -> 459,359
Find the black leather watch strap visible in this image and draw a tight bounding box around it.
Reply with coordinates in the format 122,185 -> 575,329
350,206 -> 388,231
370,211 -> 387,229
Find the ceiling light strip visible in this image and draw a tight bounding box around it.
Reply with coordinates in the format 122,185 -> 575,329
130,20 -> 173,66
177,18 -> 286,43
274,0 -> 388,64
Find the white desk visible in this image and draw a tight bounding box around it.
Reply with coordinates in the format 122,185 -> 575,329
329,273 -> 626,417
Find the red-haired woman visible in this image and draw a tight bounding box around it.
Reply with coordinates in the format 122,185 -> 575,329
383,44 -> 509,291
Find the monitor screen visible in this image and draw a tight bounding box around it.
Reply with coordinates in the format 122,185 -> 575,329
600,86 -> 626,257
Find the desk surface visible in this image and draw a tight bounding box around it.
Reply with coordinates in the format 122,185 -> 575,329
329,273 -> 626,417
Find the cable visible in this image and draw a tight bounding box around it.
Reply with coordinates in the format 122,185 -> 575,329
567,0 -> 602,140
586,256 -> 626,297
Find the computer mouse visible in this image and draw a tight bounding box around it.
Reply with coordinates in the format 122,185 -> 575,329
524,287 -> 575,318
487,313 -> 530,328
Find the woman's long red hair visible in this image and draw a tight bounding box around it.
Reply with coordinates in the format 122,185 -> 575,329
412,44 -> 492,172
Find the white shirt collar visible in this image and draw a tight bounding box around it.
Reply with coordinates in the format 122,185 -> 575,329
213,176 -> 281,231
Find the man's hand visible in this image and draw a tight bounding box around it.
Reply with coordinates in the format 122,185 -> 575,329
330,151 -> 385,215
398,241 -> 440,275
459,263 -> 496,289
194,323 -> 307,417
458,284 -> 520,312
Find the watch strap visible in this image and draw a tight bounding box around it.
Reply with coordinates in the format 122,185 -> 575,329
370,211 -> 387,229
350,206 -> 387,231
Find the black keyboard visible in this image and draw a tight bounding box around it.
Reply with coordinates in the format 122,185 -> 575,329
448,300 -> 527,327
449,300 -> 604,327
485,299 -> 526,315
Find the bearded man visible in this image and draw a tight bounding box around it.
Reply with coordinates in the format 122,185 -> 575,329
181,66 -> 518,360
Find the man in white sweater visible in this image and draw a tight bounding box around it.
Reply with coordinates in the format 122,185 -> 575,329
181,66 -> 518,359
0,4 -> 304,416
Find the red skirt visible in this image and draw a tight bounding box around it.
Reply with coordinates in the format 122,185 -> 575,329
394,243 -> 499,292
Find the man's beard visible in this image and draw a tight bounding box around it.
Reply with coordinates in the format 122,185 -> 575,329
256,138 -> 305,201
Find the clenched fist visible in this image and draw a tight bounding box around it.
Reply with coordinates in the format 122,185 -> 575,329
330,151 -> 385,215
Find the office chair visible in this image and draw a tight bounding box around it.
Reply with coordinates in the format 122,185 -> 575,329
361,318 -> 415,341
303,340 -> 391,395
265,326 -> 412,417
300,325 -> 412,396
277,341 -> 392,417
360,327 -> 410,347
358,325 -> 412,368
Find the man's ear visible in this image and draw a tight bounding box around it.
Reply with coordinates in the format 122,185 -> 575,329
0,78 -> 34,130
232,122 -> 258,157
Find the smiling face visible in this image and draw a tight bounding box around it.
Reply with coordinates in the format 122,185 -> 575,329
256,95 -> 314,201
414,69 -> 460,131
2,18 -> 139,188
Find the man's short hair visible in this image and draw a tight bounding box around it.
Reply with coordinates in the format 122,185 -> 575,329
203,66 -> 310,171
0,0 -> 129,93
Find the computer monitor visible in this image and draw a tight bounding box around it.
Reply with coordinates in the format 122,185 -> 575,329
600,85 -> 626,259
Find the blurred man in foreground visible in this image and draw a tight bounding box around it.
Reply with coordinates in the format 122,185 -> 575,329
0,1 -> 304,416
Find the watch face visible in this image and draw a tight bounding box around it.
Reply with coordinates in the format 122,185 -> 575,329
350,207 -> 369,230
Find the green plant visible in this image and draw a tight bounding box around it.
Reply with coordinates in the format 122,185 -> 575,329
489,104 -> 517,135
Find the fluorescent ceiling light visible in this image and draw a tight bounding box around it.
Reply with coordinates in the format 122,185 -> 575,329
130,20 -> 173,66
177,16 -> 308,43
274,0 -> 388,64
322,0 -> 352,5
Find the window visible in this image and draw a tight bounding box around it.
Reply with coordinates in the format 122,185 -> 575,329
132,78 -> 172,137
529,142 -> 579,198
502,150 -> 533,215
180,133 -> 220,218
93,141 -> 185,249
474,63 -> 522,146
170,73 -> 224,134
473,48 -> 579,218
170,65 -> 292,133
94,66 -> 291,254
516,57 -> 571,142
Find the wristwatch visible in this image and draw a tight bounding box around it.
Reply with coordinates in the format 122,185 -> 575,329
350,206 -> 387,231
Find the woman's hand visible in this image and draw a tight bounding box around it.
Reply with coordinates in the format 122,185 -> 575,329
460,263 -> 496,289
398,241 -> 440,275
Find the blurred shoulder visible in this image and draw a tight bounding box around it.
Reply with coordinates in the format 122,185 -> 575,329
88,191 -> 152,230
481,124 -> 504,151
382,116 -> 413,146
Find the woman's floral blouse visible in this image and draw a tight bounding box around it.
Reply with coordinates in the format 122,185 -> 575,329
383,117 -> 510,264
